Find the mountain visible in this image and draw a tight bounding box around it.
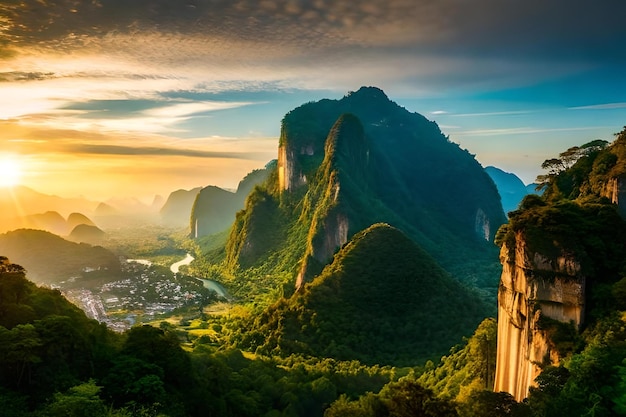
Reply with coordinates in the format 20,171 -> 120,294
23,210 -> 67,235
493,131 -> 626,401
484,166 -> 531,215
5,209 -> 98,236
0,186 -> 98,232
67,212 -> 96,230
151,194 -> 165,211
223,87 -> 506,299
190,166 -> 272,238
237,223 -> 486,365
94,202 -> 117,216
68,224 -> 106,244
160,187 -> 202,227
0,229 -> 120,284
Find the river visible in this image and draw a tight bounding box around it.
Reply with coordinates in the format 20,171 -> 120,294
168,254 -> 229,300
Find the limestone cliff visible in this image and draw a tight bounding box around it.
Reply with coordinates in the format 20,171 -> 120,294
226,87 -> 506,296
494,230 -> 585,400
190,166 -> 271,238
295,114 -> 368,288
603,174 -> 626,218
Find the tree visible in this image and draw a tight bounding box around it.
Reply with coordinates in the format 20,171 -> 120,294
460,391 -> 530,417
382,379 -> 458,417
41,380 -> 107,417
0,324 -> 42,389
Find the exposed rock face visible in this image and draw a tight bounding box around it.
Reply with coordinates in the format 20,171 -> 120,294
604,174 -> 626,218
278,144 -> 309,191
190,166 -> 271,238
295,114 -> 367,288
474,208 -> 490,241
494,231 -> 585,401
227,87 -> 505,292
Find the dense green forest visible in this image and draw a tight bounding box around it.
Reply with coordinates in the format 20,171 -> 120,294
230,224 -> 485,366
0,252 -> 507,416
197,87 -> 505,311
3,109 -> 626,415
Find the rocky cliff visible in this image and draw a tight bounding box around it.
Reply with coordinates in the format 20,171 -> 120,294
494,230 -> 585,401
603,173 -> 626,218
295,114 -> 369,287
226,87 -> 506,295
493,189 -> 626,401
190,166 -> 271,238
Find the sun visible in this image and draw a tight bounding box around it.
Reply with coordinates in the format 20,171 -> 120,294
0,157 -> 23,187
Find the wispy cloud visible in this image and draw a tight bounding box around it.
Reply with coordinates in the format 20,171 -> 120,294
451,110 -> 538,117
64,144 -> 265,159
453,126 -> 612,137
569,102 -> 626,110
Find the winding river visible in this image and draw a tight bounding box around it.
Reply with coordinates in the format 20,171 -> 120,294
169,254 -> 229,300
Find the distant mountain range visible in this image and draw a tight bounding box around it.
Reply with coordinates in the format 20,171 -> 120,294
484,166 -> 540,215
0,228 -> 120,284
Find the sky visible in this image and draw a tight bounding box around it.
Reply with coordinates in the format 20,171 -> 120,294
1,0 -> 626,201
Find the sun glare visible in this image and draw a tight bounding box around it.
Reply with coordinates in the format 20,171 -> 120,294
0,157 -> 22,187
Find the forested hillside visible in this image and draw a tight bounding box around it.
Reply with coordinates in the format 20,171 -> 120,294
0,229 -> 120,284
0,257 -> 453,416
233,224 -> 485,366
198,87 -> 504,312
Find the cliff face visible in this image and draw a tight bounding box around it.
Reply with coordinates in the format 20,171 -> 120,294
494,231 -> 585,401
227,87 -> 505,295
295,114 -> 368,288
604,174 -> 626,218
190,166 -> 271,238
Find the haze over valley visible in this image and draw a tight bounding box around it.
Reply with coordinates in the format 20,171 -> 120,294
2,1 -> 626,416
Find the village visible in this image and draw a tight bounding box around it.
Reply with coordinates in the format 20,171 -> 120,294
60,259 -> 217,331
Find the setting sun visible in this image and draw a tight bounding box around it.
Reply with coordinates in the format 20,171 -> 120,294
0,157 -> 22,187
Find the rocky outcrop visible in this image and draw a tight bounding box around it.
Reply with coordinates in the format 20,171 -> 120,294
494,231 -> 585,401
226,87 -> 506,293
604,174 -> 626,218
295,114 -> 369,289
474,208 -> 491,241
190,167 -> 271,238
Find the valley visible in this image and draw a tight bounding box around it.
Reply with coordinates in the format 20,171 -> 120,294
1,88 -> 625,417
58,252 -> 224,332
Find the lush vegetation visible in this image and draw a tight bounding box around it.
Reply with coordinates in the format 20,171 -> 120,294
231,224 -> 485,366
189,164 -> 271,239
0,257 -> 436,416
201,87 -> 505,311
0,229 -> 120,284
7,95 -> 626,416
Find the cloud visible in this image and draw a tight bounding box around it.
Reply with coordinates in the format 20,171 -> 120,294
453,126 -> 613,137
64,143 -> 266,159
0,0 -> 622,118
3,1 -> 624,55
0,71 -> 56,82
451,110 -> 538,118
569,103 -> 626,110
